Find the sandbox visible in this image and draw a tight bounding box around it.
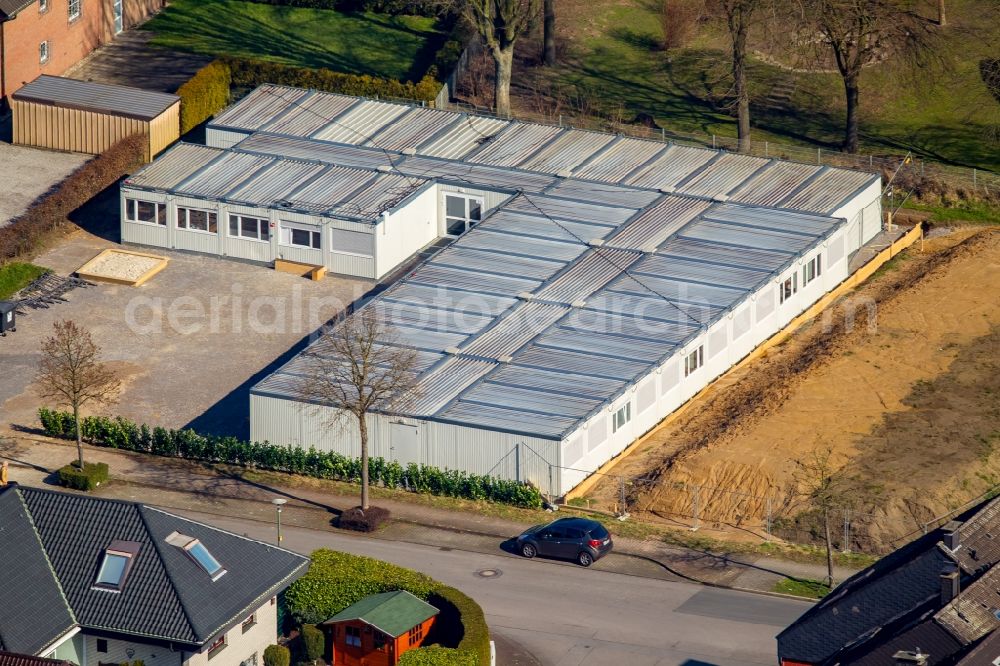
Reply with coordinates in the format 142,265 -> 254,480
76,248 -> 169,286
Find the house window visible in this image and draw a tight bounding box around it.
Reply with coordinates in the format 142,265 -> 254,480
241,613 -> 256,633
280,221 -> 321,249
177,207 -> 218,234
96,640 -> 108,654
126,199 -> 166,226
611,403 -> 631,434
39,41 -> 48,64
39,0 -> 48,11
684,346 -> 704,377
93,540 -> 140,591
373,632 -> 386,651
207,634 -> 226,659
779,273 -> 798,304
802,255 -> 822,286
229,214 -> 269,242
444,194 -> 483,237
165,531 -> 226,580
68,0 -> 80,19
345,626 -> 362,648
408,625 -> 424,647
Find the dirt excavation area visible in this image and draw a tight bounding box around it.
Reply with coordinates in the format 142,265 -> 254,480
589,228 -> 1000,553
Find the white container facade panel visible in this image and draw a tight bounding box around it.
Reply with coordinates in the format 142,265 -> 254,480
225,236 -> 273,263
174,227 -> 222,254
328,252 -> 375,278
376,184 -> 437,278
122,220 -> 169,247
205,127 -> 253,149
277,243 -> 324,266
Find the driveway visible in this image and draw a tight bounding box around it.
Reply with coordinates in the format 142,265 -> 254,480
0,142 -> 90,226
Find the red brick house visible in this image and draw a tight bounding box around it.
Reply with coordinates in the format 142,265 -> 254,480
0,0 -> 162,102
323,591 -> 439,666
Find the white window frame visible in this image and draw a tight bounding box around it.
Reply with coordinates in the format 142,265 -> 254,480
802,255 -> 822,286
228,214 -> 270,242
125,199 -> 166,226
207,634 -> 226,659
177,206 -> 218,234
612,403 -> 631,434
684,345 -> 704,377
779,273 -> 798,304
241,613 -> 256,633
39,41 -> 48,63
39,0 -> 48,12
280,221 -> 321,250
443,193 -> 484,238
68,0 -> 80,20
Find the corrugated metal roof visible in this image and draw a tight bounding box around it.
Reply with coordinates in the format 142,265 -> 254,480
572,137 -> 669,183
366,106 -> 460,152
605,196 -> 710,250
409,357 -> 497,414
261,92 -> 358,137
213,84 -> 305,131
729,161 -> 822,207
624,144 -> 717,190
13,75 -> 178,120
467,123 -> 564,167
226,159 -> 327,206
283,166 -> 379,214
236,132 -> 396,170
127,143 -> 224,190
535,248 -> 640,303
311,99 -> 408,144
418,115 -> 510,160
518,129 -> 615,173
543,179 -> 662,209
177,152 -> 274,199
780,168 -> 875,214
676,153 -> 771,198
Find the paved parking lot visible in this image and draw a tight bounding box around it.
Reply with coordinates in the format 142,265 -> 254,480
0,142 -> 90,226
0,226 -> 372,438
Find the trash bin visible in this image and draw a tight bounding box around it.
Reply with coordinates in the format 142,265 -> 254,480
0,301 -> 16,336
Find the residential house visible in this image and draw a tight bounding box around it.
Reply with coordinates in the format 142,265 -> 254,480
0,485 -> 309,666
777,496 -> 1000,665
322,591 -> 438,666
0,0 -> 162,102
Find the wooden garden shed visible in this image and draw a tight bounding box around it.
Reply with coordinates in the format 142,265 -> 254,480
323,590 -> 438,666
12,75 -> 180,161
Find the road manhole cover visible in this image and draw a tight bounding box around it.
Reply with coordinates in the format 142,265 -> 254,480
475,568 -> 502,579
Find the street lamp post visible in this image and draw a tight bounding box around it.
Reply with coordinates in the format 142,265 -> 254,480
272,498 -> 287,544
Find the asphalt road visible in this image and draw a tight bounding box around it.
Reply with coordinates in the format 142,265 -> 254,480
177,509 -> 810,666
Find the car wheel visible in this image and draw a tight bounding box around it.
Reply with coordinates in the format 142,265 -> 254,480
521,543 -> 537,559
578,551 -> 594,567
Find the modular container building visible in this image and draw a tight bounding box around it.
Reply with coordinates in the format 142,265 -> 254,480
127,85 -> 886,496
13,75 -> 179,160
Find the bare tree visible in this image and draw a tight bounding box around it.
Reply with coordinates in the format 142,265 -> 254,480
460,0 -> 541,116
36,320 -> 120,469
793,447 -> 852,587
708,0 -> 762,152
796,0 -> 938,153
296,308 -> 420,510
542,0 -> 556,66
937,0 -> 945,25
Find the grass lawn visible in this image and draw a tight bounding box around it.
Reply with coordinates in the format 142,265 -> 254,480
518,0 -> 1000,172
773,577 -> 832,599
144,0 -> 446,81
0,262 -> 48,300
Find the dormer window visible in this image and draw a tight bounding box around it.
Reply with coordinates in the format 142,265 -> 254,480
166,531 -> 226,580
94,540 -> 140,591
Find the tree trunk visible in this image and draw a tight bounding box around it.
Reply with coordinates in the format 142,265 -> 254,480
937,0 -> 946,25
543,0 -> 556,66
494,45 -> 515,117
731,10 -> 751,152
359,416 -> 370,510
842,73 -> 860,153
824,507 -> 835,587
73,403 -> 84,469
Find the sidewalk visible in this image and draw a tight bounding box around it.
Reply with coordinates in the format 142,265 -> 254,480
0,434 -> 861,595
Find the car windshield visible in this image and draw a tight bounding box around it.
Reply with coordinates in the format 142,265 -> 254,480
589,524 -> 610,540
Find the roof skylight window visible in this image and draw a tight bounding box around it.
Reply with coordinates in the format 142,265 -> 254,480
166,531 -> 226,581
93,540 -> 141,591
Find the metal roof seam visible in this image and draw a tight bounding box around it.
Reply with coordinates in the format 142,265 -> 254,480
725,158 -> 778,197
259,88 -> 316,132
305,97 -> 364,139
511,127 -> 569,169
672,150 -> 726,190
413,112 -> 469,152
460,121 -> 522,162
826,172 -> 882,215
775,165 -> 830,208
568,134 -> 625,176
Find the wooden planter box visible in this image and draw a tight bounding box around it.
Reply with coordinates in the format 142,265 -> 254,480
275,259 -> 326,281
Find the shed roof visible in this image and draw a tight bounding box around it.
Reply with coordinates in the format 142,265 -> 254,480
323,591 -> 438,638
13,76 -> 179,121
0,0 -> 34,19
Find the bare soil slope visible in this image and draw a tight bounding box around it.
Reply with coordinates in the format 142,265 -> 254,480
591,229 -> 1000,553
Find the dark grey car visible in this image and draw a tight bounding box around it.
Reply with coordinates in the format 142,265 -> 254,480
516,516 -> 613,566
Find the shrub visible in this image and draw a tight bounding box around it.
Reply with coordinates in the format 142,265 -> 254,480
177,60 -> 232,134
298,624 -> 325,664
38,409 -> 543,509
398,646 -> 476,666
0,134 -> 146,263
284,549 -> 437,624
263,645 -> 290,666
338,505 -> 390,532
429,586 -> 490,666
223,57 -> 442,102
57,461 -> 109,491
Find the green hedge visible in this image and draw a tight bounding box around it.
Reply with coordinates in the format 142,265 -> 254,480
262,645 -> 290,666
398,646 -> 476,666
222,56 -> 442,102
240,0 -> 444,17
177,60 -> 231,134
38,409 -> 542,508
284,550 -> 437,624
429,586 -> 490,666
58,462 -> 109,491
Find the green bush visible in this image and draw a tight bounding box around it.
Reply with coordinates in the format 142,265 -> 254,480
223,56 -> 442,102
57,461 -> 110,491
398,646 -> 476,666
285,549 -> 438,624
263,645 -> 290,666
298,624 -> 325,663
429,586 -> 490,666
177,60 -> 232,134
37,408 -> 543,509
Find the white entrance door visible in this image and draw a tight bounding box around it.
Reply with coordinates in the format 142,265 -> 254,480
113,0 -> 123,33
389,422 -> 421,467
443,193 -> 483,237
